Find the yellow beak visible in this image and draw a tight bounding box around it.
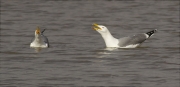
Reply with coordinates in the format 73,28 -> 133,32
36,27 -> 40,34
92,23 -> 101,30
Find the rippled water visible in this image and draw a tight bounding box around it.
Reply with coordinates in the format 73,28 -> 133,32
0,0 -> 179,87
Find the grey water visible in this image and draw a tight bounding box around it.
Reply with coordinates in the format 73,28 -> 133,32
0,0 -> 179,87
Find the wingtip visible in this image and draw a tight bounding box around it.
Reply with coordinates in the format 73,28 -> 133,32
146,29 -> 158,37
41,29 -> 46,33
154,29 -> 158,33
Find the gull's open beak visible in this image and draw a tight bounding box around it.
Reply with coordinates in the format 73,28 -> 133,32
92,23 -> 101,30
36,27 -> 40,34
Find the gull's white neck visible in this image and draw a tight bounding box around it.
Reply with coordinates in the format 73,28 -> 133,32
34,34 -> 41,42
34,37 -> 41,42
100,30 -> 119,47
30,34 -> 46,48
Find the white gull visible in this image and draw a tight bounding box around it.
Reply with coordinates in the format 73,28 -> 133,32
93,23 -> 157,48
30,27 -> 49,48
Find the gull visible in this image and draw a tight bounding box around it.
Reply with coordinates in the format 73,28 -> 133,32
30,27 -> 49,48
92,23 -> 157,48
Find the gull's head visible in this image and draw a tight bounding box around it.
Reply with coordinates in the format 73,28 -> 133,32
92,23 -> 109,34
35,27 -> 41,36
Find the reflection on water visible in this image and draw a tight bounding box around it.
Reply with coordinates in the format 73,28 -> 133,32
0,0 -> 179,87
33,47 -> 42,53
95,48 -> 120,58
104,47 -> 119,51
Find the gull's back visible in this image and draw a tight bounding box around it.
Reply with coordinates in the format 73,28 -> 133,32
118,34 -> 147,47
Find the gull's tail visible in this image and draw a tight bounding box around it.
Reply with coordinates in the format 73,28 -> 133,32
146,29 -> 157,37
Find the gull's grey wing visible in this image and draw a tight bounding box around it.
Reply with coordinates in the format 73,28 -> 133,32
42,35 -> 49,44
41,29 -> 49,47
118,29 -> 157,47
118,34 -> 147,47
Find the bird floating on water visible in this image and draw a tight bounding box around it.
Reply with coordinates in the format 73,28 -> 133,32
30,27 -> 49,48
92,23 -> 157,48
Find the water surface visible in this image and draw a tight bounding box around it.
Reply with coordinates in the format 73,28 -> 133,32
0,0 -> 179,87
